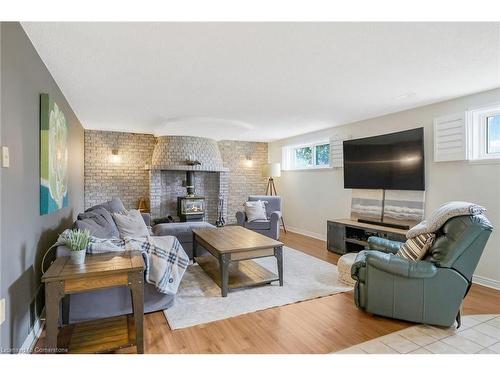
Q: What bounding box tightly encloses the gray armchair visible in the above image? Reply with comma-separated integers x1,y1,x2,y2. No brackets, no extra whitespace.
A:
236,195,282,240
351,214,493,327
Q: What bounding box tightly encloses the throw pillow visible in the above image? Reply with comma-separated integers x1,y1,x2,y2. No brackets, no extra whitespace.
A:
112,209,150,238
75,207,120,238
86,197,126,214
397,233,436,261
244,200,267,222
407,201,486,239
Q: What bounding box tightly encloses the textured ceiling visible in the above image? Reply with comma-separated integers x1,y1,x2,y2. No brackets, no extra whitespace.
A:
23,22,500,141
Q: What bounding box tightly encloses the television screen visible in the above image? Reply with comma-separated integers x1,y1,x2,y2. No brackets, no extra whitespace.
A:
343,128,425,190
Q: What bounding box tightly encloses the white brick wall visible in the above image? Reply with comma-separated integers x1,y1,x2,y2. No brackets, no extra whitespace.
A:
84,130,155,210
218,141,268,223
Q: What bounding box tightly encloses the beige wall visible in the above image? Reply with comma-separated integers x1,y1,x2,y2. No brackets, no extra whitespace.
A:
269,88,500,286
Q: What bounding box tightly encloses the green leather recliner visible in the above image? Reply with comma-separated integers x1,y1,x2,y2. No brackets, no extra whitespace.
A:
351,214,493,327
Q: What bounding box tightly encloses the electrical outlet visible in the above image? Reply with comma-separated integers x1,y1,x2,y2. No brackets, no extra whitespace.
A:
2,146,9,168
0,298,5,326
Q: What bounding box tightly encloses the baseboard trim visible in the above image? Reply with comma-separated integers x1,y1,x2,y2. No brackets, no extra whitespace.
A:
19,308,45,354
286,226,326,241
472,275,500,290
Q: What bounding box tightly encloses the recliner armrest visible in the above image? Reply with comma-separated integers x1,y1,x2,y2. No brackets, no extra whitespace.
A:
367,236,403,254
365,250,438,279
351,251,368,281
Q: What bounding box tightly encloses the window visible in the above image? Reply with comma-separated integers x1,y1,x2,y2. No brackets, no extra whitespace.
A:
315,143,330,165
295,146,313,167
468,104,500,161
282,141,330,170
487,115,500,154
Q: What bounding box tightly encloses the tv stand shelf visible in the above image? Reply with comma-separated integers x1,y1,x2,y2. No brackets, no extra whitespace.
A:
327,219,407,255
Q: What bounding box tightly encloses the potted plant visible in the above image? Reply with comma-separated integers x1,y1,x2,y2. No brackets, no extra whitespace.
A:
61,229,91,265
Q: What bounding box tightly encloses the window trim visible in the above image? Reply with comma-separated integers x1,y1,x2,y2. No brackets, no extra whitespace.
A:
467,103,500,161
282,140,331,170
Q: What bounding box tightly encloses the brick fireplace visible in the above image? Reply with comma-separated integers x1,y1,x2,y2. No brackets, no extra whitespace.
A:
149,136,229,223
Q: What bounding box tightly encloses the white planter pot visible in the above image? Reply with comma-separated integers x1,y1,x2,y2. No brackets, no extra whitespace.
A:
70,249,86,265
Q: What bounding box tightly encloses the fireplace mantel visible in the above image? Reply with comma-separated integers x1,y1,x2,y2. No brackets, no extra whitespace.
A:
149,165,229,172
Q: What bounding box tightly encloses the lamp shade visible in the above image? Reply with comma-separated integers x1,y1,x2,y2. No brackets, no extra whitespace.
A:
262,162,281,178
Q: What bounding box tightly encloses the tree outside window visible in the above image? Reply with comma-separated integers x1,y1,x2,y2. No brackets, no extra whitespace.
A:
290,142,330,169
295,146,313,167
315,144,330,165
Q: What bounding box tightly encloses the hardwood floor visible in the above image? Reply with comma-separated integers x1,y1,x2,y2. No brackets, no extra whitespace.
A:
35,230,500,354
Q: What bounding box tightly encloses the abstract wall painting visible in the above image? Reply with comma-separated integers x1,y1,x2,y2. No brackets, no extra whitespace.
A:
40,93,69,215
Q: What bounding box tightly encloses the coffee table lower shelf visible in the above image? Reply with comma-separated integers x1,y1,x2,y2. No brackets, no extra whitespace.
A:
57,315,136,353
195,255,279,291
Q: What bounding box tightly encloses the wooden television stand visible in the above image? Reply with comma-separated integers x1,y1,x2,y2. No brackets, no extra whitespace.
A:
327,219,408,255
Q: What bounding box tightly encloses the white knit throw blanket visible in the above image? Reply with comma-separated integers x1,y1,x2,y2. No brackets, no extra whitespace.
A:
407,201,486,239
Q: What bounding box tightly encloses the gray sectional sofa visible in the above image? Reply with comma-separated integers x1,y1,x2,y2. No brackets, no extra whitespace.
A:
56,198,213,324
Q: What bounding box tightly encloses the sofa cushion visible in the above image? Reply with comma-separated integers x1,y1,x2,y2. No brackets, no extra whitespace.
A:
86,197,126,214
245,219,271,230
153,222,215,243
112,209,150,238
74,208,120,238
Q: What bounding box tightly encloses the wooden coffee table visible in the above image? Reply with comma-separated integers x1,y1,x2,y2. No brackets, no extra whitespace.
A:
192,226,284,297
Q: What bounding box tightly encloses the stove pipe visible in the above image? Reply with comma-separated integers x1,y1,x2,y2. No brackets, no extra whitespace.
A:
186,171,195,196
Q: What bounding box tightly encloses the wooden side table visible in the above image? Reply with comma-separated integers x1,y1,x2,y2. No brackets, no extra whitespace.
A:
41,251,145,353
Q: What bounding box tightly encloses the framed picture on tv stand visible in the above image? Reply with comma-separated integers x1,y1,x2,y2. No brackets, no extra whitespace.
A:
350,189,425,230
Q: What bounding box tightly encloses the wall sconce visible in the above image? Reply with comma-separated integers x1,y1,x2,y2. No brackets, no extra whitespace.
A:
110,149,121,164
243,155,253,167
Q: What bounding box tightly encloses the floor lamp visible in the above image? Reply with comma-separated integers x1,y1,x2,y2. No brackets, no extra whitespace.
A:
262,163,286,233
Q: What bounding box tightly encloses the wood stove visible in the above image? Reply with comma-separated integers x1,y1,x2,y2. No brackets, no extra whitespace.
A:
177,170,205,222
177,196,205,222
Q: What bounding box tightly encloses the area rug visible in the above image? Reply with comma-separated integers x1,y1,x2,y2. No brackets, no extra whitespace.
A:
164,247,353,329
333,314,500,354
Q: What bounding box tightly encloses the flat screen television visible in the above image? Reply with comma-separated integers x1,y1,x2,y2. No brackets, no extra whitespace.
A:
343,127,425,190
